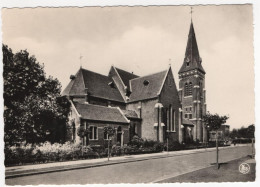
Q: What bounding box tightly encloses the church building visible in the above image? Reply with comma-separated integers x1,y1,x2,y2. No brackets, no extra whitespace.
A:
62,20,207,146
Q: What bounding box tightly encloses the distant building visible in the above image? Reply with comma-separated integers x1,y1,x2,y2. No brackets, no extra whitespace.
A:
209,124,230,141
62,20,208,146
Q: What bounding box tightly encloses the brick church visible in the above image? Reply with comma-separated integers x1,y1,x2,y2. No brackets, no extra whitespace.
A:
62,21,207,146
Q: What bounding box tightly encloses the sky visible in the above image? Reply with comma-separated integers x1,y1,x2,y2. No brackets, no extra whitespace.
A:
2,5,254,130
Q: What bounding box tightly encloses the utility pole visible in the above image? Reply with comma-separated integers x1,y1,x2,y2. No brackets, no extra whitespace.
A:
108,136,110,161
216,131,219,169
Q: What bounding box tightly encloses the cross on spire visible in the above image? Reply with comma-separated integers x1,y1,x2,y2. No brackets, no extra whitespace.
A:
79,54,83,68
190,7,193,22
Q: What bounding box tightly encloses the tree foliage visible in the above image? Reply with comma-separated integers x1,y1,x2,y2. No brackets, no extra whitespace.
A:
3,44,71,145
229,124,255,139
203,112,229,131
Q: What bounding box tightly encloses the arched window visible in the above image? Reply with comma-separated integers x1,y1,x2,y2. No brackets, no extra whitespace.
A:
189,82,193,95
169,105,172,131
184,82,192,96
184,83,189,96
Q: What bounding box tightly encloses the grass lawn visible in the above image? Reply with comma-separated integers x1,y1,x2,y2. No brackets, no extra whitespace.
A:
159,155,255,183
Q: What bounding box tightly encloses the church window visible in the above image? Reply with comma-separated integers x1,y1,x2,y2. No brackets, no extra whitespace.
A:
184,83,189,96
169,105,175,131
189,82,193,95
172,110,175,131
186,62,190,67
89,126,98,140
143,80,149,86
184,82,193,96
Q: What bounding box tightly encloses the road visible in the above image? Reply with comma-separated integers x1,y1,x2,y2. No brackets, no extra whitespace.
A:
6,145,251,185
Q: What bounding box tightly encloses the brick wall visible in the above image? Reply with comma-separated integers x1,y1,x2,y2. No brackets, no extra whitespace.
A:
127,98,159,141
160,69,181,143
84,122,130,146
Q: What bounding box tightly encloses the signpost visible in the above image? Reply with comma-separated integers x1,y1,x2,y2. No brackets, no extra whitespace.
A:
210,130,221,169
104,126,116,161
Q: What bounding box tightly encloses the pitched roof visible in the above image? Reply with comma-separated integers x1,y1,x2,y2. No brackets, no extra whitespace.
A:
73,102,129,123
114,67,139,89
62,68,124,102
128,69,168,102
179,22,205,74
121,109,140,119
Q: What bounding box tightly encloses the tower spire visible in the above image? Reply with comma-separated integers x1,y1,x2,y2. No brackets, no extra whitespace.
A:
178,17,205,74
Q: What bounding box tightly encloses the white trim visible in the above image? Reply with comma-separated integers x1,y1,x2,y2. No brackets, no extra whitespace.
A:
194,75,199,78
194,85,200,88
179,108,183,112
154,103,163,108
69,100,82,118
111,76,127,103
113,66,127,89
161,123,165,127
117,107,130,123
154,123,158,127
157,66,171,95
184,95,193,98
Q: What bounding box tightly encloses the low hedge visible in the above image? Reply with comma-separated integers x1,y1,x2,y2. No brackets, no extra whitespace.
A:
5,139,229,166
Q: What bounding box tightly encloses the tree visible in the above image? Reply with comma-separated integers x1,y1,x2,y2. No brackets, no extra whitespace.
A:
3,44,71,145
203,112,229,132
247,124,255,139
229,124,255,139
203,111,229,169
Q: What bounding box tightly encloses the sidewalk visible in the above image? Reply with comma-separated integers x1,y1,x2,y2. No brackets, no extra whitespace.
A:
5,144,248,179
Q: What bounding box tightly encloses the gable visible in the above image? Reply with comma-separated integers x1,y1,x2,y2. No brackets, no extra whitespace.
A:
160,67,180,105
128,70,168,102
62,68,124,102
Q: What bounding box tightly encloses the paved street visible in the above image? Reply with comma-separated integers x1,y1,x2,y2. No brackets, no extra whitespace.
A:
6,145,252,185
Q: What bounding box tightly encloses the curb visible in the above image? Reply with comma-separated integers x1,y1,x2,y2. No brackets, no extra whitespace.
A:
5,145,245,179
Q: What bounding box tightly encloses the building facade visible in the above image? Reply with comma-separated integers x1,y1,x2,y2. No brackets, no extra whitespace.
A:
62,20,207,146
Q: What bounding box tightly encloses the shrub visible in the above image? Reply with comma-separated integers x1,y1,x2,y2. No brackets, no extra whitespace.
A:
153,142,164,152
143,139,157,148
166,141,184,151
128,135,144,148
111,145,124,156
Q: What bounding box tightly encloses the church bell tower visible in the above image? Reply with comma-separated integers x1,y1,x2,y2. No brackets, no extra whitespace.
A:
178,20,207,142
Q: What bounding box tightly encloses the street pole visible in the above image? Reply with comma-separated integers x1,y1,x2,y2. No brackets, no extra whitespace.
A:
216,131,219,169
108,137,110,161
